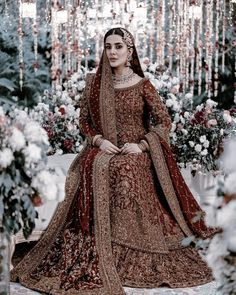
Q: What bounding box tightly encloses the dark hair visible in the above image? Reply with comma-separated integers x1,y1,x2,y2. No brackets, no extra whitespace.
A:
104,28,124,43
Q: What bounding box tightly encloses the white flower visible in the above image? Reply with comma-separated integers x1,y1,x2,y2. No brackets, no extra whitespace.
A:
152,79,164,90
181,129,188,135
24,122,48,145
223,113,232,123
184,111,190,119
196,104,204,111
174,113,180,122
200,135,207,143
55,149,63,155
148,63,158,73
201,149,208,156
165,99,173,107
189,141,195,147
172,101,180,112
195,144,202,152
0,148,14,168
227,235,236,253
55,85,62,91
77,80,85,91
171,77,179,85
185,93,193,100
161,74,169,81
24,144,42,163
33,168,65,201
8,127,26,151
203,140,210,148
66,105,75,116
206,99,218,108
171,123,176,132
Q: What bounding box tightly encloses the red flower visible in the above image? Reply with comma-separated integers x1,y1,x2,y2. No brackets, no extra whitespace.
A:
190,110,207,125
44,126,55,139
63,138,74,151
59,106,66,115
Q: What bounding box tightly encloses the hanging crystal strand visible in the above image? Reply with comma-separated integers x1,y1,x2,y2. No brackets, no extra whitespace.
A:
197,0,203,95
189,4,195,95
183,0,189,93
94,0,100,67
214,0,220,97
156,1,162,65
45,0,51,26
179,0,185,92
149,0,154,63
168,0,174,72
221,0,226,73
32,16,38,72
18,0,24,91
75,6,81,73
51,0,60,87
207,0,213,98
65,0,72,79
175,0,181,80
161,0,165,66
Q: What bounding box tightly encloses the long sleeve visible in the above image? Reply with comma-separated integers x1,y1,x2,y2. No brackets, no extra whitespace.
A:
143,79,172,143
79,76,100,145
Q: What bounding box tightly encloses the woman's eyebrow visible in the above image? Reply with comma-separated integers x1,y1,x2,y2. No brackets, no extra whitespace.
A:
105,42,123,45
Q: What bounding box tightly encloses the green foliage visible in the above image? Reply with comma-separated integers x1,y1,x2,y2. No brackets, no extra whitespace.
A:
0,3,51,107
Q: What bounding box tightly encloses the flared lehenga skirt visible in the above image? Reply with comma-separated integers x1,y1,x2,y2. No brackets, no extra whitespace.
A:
109,152,212,288
11,149,213,294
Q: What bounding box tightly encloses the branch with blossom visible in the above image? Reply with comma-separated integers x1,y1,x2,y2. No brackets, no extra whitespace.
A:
0,106,64,239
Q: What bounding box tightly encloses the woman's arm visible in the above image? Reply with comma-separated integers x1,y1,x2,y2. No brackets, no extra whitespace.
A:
143,79,172,144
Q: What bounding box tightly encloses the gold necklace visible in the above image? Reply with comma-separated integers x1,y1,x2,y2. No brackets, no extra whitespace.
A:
112,68,135,85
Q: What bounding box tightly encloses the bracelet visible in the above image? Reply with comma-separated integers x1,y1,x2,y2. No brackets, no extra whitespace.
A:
138,140,150,152
92,135,103,147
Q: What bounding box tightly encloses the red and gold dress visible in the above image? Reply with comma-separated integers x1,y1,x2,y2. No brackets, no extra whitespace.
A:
11,76,216,295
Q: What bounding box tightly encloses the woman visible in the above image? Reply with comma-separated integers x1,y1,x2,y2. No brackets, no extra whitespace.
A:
11,28,216,295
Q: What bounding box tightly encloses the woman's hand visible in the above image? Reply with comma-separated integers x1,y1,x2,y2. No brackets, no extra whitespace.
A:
120,143,142,154
99,139,121,154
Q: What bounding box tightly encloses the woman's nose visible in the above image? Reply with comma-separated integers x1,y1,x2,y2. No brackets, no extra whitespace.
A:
110,47,116,54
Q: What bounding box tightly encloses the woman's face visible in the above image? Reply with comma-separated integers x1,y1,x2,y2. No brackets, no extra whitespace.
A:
105,34,131,69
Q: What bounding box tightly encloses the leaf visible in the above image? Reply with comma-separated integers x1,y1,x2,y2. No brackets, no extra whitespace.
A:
0,78,16,91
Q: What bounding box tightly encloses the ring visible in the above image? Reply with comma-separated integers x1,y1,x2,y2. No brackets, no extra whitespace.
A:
124,143,129,147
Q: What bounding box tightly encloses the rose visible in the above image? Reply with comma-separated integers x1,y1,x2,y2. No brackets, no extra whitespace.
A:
63,138,74,151
59,106,66,115
206,119,217,128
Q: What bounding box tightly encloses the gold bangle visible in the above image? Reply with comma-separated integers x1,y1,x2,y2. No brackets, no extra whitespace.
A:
92,135,103,146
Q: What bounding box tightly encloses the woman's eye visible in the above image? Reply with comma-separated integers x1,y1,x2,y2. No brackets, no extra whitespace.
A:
116,45,123,49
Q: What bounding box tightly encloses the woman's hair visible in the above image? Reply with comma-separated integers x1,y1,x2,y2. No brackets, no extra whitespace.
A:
104,28,134,48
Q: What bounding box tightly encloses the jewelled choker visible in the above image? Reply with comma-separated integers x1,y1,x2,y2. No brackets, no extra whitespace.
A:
112,68,135,85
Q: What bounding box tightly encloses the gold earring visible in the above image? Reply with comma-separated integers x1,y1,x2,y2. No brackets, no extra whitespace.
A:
126,55,132,67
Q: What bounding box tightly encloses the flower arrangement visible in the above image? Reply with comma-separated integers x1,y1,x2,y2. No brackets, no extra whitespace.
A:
141,60,236,173
31,71,86,155
203,138,236,295
0,106,64,239
170,99,236,174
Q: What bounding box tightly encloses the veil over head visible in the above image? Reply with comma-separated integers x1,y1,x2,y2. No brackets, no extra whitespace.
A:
88,28,145,146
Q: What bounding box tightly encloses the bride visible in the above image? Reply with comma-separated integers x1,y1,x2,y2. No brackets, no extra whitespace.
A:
11,27,217,295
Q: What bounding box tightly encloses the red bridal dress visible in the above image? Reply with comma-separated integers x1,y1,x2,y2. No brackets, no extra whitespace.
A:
11,51,217,295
